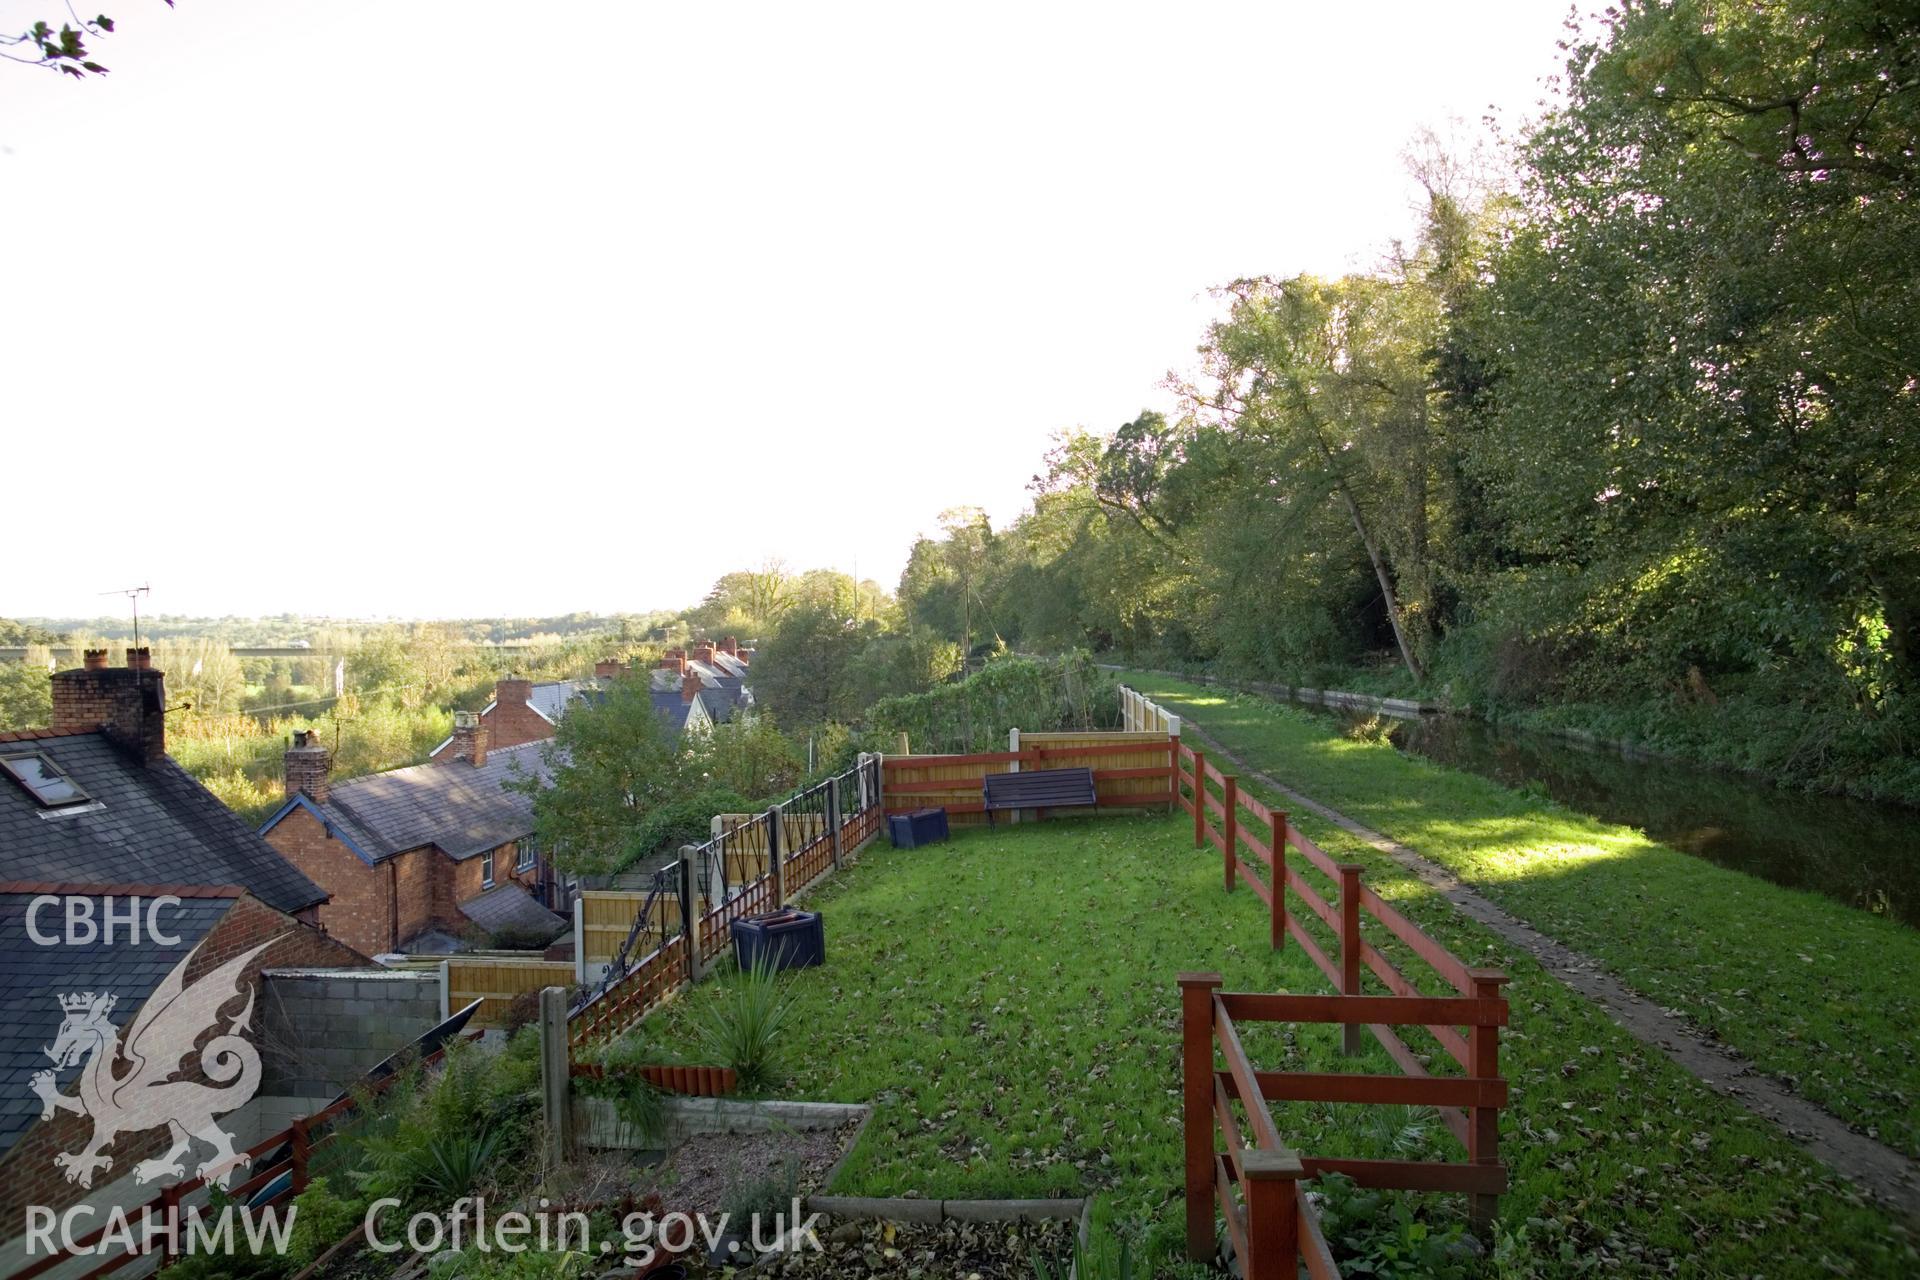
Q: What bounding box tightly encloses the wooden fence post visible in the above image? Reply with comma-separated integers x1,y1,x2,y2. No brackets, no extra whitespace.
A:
539,986,573,1166
827,775,844,871
1191,749,1207,848
1179,972,1224,1263
1339,864,1365,1055
1271,811,1289,952
678,849,706,985
1222,776,1239,893
768,805,786,907
1467,967,1510,1234
1241,1149,1304,1280
158,1184,181,1267
290,1115,310,1194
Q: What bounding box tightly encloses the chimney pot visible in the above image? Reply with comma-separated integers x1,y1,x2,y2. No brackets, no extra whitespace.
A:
450,710,488,766
82,649,108,670
285,729,332,803
126,647,151,671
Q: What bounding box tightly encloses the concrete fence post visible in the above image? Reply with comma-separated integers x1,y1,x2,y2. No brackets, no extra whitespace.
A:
538,986,573,1167
1008,727,1021,824
678,848,706,985
828,775,844,871
572,897,585,985
768,805,786,906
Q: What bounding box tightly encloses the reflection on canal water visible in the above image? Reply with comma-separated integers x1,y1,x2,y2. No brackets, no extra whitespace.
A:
1314,706,1920,928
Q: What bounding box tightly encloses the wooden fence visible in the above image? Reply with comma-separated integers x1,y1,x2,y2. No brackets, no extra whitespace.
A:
1120,684,1182,734
578,888,683,975
1174,740,1510,1274
882,732,1178,826
568,755,884,1052
442,957,578,1028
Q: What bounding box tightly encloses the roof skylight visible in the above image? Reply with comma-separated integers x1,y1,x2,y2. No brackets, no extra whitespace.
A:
1,753,92,808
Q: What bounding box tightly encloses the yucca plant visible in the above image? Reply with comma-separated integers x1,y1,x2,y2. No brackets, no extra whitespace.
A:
698,953,794,1092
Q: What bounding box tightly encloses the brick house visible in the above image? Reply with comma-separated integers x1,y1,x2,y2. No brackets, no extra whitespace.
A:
0,651,387,1252
0,883,372,1242
426,665,622,761
0,650,333,923
430,644,755,759
648,639,754,738
259,724,568,957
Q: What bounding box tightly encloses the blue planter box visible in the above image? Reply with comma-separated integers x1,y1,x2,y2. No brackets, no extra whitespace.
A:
889,807,950,849
731,908,825,972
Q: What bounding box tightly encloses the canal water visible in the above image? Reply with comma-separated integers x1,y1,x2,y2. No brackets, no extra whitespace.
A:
1307,705,1920,928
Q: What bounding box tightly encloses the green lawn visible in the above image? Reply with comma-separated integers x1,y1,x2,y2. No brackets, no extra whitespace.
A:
653,816,1916,1277
1125,673,1920,1164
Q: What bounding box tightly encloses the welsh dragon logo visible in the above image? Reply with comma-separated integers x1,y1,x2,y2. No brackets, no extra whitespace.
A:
30,938,276,1190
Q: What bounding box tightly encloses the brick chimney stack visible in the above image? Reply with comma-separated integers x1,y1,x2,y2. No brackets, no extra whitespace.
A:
681,669,704,703
720,636,738,656
51,650,167,764
693,642,716,666
450,710,489,766
496,677,533,709
594,658,622,680
737,647,755,665
284,728,331,803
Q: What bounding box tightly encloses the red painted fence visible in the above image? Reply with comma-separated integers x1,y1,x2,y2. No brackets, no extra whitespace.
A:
1174,741,1509,1276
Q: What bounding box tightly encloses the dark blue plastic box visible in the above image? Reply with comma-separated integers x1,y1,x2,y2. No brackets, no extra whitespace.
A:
889,807,950,849
731,908,826,972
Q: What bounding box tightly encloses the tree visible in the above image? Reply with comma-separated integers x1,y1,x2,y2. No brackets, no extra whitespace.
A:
512,679,696,878
3,3,164,78
0,655,53,731
747,602,878,729
692,713,802,799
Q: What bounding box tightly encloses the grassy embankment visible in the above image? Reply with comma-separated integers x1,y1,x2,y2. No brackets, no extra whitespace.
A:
652,815,1916,1277
1125,673,1920,1162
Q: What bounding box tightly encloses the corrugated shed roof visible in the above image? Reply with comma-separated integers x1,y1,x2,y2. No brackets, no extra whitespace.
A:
310,741,550,861
0,891,232,1156
0,731,327,915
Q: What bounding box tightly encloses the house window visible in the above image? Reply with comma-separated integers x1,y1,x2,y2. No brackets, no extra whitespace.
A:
482,851,496,889
1,754,90,808
516,838,536,873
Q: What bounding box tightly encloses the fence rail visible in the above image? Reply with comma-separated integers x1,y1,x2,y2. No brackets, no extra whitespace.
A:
882,737,1177,821
568,755,883,1052
1174,739,1509,1274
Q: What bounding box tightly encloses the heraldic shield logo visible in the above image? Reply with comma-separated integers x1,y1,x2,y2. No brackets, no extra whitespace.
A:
30,937,275,1190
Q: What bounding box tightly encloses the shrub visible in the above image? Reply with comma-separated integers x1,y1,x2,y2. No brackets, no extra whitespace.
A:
697,954,794,1093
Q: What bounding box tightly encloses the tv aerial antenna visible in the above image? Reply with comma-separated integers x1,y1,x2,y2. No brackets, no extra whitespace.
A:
100,584,151,650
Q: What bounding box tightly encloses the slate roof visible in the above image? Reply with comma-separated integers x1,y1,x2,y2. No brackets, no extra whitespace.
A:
0,888,235,1156
0,730,328,915
459,883,566,939
529,680,596,722
278,741,550,863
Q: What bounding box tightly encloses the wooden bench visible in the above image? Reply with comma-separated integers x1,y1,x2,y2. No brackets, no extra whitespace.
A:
982,766,1098,825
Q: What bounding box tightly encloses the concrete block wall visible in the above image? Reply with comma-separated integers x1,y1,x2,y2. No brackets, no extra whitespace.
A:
258,967,441,1097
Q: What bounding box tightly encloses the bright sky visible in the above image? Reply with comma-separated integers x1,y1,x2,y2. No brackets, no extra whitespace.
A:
1,1,1569,622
